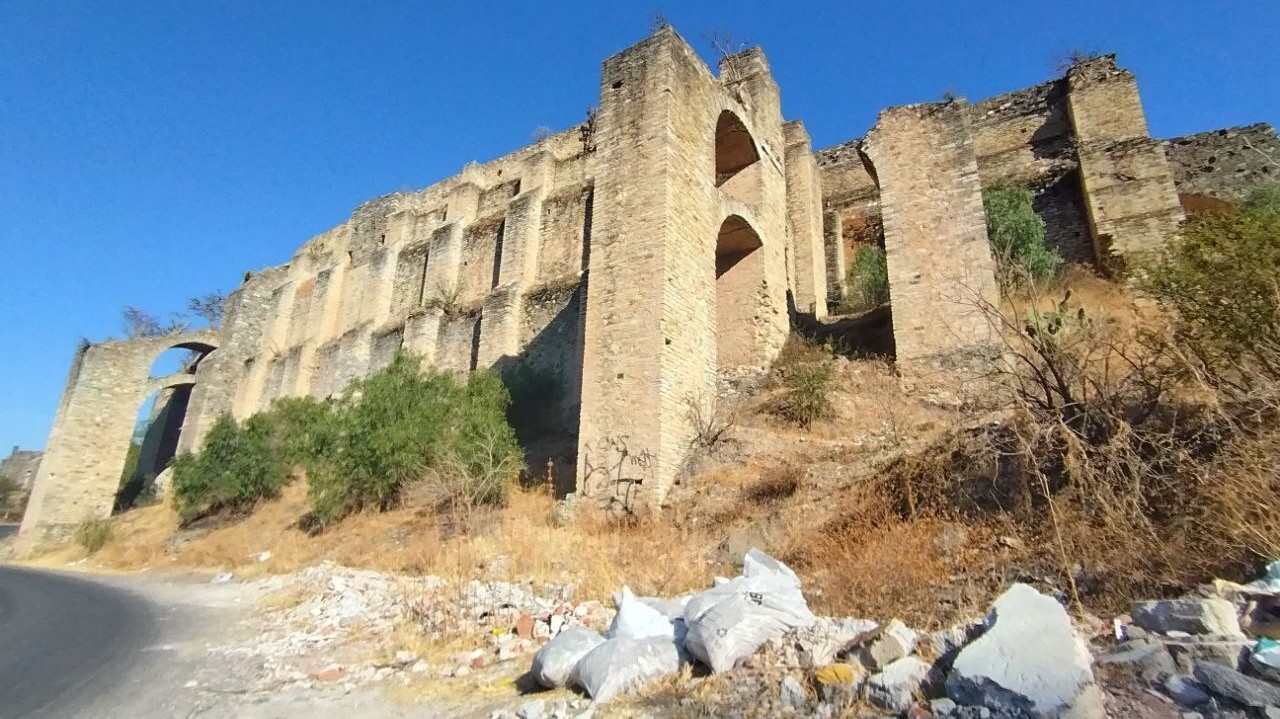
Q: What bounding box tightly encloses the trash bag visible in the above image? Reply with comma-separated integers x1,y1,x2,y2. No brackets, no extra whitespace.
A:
638,594,690,621
1251,638,1280,682
530,627,606,689
568,635,683,702
683,548,816,673
607,586,677,641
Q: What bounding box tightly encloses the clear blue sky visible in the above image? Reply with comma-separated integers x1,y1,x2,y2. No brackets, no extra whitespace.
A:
1,1,1276,451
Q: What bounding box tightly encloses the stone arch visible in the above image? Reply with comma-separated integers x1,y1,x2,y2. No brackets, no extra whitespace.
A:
118,338,219,511
715,110,760,183
715,214,766,370
715,110,765,205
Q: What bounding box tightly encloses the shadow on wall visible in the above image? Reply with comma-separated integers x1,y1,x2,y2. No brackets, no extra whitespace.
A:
793,304,896,360
492,284,586,499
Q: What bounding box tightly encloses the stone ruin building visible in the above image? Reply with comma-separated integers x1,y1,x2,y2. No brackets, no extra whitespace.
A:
15,27,1280,553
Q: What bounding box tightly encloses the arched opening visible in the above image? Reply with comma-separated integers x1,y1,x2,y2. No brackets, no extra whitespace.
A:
114,342,215,510
809,148,895,359
715,215,765,371
716,107,752,195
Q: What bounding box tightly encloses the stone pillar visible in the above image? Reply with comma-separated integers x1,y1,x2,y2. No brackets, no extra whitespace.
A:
1067,56,1184,273
783,121,829,317
863,102,1000,371
823,209,847,306
576,28,789,508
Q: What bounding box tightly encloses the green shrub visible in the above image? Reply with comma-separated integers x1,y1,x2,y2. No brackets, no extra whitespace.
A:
1145,185,1280,390
171,413,287,523
171,352,524,528
983,180,1061,286
842,246,889,313
1243,182,1280,216
776,359,836,428
75,517,114,554
307,353,523,525
268,395,339,471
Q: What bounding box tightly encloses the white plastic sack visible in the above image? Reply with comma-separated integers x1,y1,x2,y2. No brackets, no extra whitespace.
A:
683,548,816,673
607,586,677,640
568,635,683,702
530,627,606,689
638,594,690,621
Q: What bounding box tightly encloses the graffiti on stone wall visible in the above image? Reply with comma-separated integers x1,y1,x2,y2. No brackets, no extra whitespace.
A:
580,434,657,516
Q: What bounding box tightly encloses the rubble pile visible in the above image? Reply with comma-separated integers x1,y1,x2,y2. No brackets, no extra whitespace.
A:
214,561,610,692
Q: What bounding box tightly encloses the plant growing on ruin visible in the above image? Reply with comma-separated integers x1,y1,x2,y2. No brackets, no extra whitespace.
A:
983,180,1061,287
841,245,890,314
121,307,190,338
187,291,226,329
1053,49,1103,75
75,517,114,554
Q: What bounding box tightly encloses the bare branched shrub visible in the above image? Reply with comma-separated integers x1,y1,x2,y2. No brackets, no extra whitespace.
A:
1053,48,1103,75
420,424,524,530
685,392,735,450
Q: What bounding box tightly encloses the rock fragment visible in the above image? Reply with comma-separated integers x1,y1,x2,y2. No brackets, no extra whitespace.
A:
947,583,1100,718
1131,599,1244,638
867,656,931,712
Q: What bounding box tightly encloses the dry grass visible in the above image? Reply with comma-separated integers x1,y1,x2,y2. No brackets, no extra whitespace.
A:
83,480,721,605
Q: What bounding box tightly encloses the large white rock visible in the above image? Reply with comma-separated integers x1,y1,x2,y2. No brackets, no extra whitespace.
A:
1131,598,1244,638
947,584,1101,719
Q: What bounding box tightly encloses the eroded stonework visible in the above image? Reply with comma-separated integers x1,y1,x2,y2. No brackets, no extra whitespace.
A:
17,32,1278,552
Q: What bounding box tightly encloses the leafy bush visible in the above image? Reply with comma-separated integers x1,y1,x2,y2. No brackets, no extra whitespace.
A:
75,517,114,554
841,246,889,313
171,413,288,523
776,359,836,428
983,180,1061,286
1243,181,1280,216
1145,184,1280,393
173,352,524,528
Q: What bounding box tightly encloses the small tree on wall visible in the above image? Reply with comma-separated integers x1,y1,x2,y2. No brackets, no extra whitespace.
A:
983,180,1061,288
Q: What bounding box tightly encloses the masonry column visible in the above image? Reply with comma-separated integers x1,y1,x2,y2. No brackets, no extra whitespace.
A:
783,121,828,318
863,102,1000,372
576,28,724,508
1067,55,1184,272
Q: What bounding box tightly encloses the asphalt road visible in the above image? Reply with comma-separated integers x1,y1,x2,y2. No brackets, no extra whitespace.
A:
0,565,155,719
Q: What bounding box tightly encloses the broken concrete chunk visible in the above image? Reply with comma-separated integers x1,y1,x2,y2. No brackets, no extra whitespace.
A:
1131,598,1244,638
857,618,919,672
1193,661,1280,709
947,583,1099,719
867,656,932,713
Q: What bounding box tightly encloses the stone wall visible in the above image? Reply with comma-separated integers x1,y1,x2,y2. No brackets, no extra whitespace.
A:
20,30,1276,545
16,329,218,553
577,31,791,509
862,102,999,371
1163,123,1280,206
0,447,41,492
1066,56,1185,272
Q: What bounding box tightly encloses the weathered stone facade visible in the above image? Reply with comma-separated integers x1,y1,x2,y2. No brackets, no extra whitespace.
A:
17,30,1278,551
0,447,41,493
